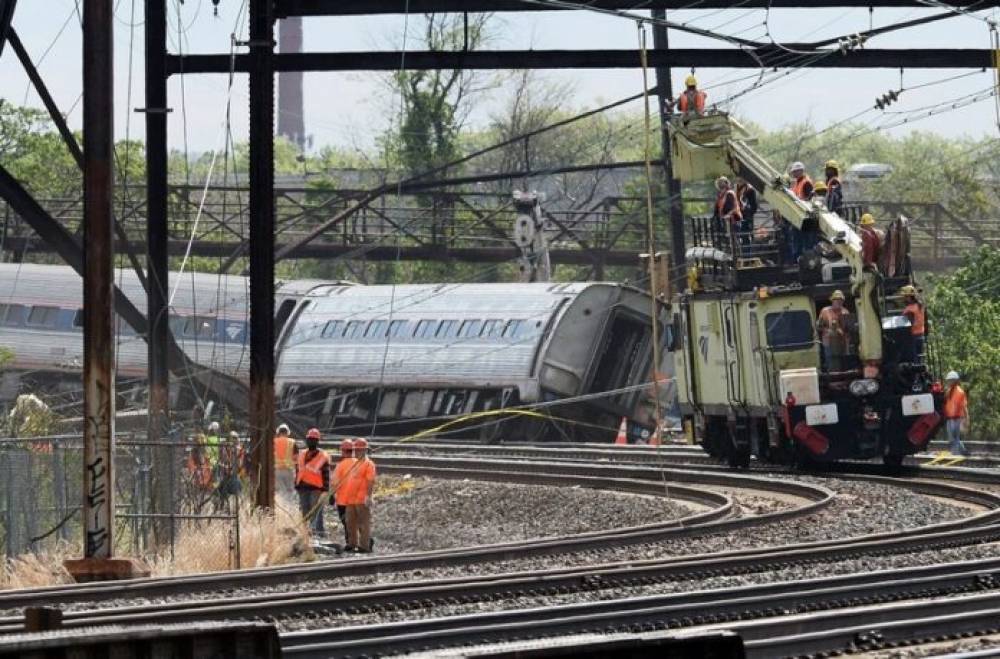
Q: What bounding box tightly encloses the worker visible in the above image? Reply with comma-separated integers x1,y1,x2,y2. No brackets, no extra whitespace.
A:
273,423,297,495
943,371,970,456
295,428,331,540
899,284,926,363
788,162,814,201
824,160,844,214
204,421,221,466
812,180,828,203
186,435,214,492
343,437,377,553
735,177,758,244
676,74,707,117
859,213,882,268
713,176,743,241
329,439,357,546
215,430,243,509
816,290,853,372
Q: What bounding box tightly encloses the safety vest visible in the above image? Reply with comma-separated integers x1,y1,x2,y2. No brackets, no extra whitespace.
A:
716,189,742,222
904,302,925,336
678,89,706,115
186,454,213,489
943,385,967,419
295,449,330,489
274,435,296,471
792,175,814,200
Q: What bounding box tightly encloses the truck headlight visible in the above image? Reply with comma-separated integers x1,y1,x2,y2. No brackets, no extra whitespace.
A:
849,379,879,397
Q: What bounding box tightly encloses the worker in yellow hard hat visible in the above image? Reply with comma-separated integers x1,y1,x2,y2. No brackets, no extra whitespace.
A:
823,160,844,214
859,212,882,268
677,74,706,117
816,290,853,372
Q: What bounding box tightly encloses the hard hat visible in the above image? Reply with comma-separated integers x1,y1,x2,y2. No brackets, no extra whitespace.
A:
207,421,220,433
685,74,698,87
229,430,239,439
825,159,840,170
860,213,875,226
788,161,805,174
830,290,846,301
353,437,369,449
306,427,321,440
276,423,290,435
813,181,828,193
899,284,917,297
340,439,354,452
715,176,730,189
945,370,960,381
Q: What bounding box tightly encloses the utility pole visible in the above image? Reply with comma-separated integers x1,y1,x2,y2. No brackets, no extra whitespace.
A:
144,0,173,547
248,0,277,509
65,0,146,582
651,10,686,280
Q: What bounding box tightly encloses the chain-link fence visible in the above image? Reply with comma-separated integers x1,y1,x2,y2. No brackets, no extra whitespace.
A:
0,432,253,572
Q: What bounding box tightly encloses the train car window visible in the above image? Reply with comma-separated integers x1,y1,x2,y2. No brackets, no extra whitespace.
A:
322,320,343,339
26,306,60,328
482,319,503,338
73,309,84,330
344,320,364,339
459,320,482,338
764,310,814,352
387,320,408,338
436,320,456,338
4,304,26,327
0,305,6,324
365,320,386,338
183,317,215,340
502,319,522,339
414,319,436,338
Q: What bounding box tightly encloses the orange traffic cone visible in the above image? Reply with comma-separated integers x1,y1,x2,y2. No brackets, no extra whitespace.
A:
614,417,628,445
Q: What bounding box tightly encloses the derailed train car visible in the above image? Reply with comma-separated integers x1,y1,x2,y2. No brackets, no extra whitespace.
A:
274,281,674,441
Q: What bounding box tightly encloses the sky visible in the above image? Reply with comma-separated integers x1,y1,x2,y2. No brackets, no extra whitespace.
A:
2,1,999,159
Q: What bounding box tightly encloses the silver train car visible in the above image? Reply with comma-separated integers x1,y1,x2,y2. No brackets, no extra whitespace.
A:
0,263,250,407
274,282,673,441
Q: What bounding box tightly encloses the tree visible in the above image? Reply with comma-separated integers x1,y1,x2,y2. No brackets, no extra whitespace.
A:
926,246,1000,440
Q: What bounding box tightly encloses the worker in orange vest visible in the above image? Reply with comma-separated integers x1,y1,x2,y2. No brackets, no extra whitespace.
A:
676,74,707,117
329,439,357,546
273,423,297,495
824,160,844,215
295,428,331,539
899,284,926,363
343,437,377,553
943,371,970,456
186,435,214,492
788,162,814,200
713,176,742,240
816,290,853,372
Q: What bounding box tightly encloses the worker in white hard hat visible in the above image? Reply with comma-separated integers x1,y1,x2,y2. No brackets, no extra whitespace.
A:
203,421,222,467
676,74,707,117
942,371,970,456
273,423,297,494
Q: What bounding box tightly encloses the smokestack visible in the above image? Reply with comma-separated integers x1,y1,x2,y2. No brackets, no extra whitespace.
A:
278,17,305,149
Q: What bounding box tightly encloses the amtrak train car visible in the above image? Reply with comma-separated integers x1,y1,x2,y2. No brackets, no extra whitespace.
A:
274,282,674,441
0,263,250,406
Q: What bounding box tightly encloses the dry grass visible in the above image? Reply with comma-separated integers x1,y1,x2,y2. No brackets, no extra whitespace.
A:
0,494,315,589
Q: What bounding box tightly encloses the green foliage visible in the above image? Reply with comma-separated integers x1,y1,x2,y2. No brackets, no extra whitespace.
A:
927,247,1000,439
0,99,80,198
0,346,12,369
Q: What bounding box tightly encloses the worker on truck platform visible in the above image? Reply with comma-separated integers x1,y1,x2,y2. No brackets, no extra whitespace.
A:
713,176,743,239
735,177,758,244
330,439,357,547
295,427,331,540
860,213,882,269
343,437,377,553
899,285,926,363
273,423,297,495
788,162,819,255
824,160,844,215
943,371,970,457
676,74,707,117
816,290,854,372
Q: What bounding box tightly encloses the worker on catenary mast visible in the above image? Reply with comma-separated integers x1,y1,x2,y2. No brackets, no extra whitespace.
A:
676,74,707,117
859,213,882,269
343,437,377,553
899,285,926,363
273,423,297,495
713,176,742,238
943,371,970,457
816,290,853,372
824,160,844,215
330,439,356,547
295,428,331,540
735,177,758,245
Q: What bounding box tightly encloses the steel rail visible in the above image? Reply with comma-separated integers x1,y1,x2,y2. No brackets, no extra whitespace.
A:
278,560,1000,657
0,463,827,610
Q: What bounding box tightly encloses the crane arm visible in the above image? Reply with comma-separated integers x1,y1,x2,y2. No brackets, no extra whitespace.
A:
668,113,882,364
